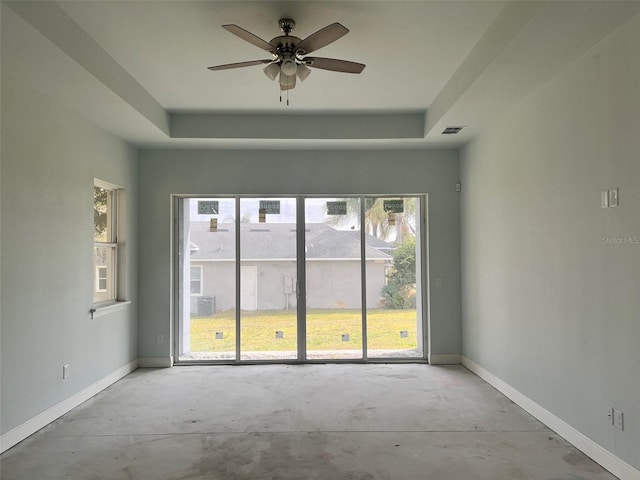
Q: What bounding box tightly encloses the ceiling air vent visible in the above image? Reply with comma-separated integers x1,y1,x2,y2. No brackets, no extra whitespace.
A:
442,126,464,135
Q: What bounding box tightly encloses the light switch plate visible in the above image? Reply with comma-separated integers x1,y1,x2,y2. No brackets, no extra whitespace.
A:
609,188,619,207
601,191,609,208
613,409,624,430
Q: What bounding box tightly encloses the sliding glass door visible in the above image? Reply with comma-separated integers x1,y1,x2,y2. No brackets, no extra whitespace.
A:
365,197,423,359
239,198,298,361
305,198,363,360
175,195,425,363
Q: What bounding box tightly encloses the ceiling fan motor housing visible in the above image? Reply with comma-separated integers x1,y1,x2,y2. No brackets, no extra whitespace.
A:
269,35,301,55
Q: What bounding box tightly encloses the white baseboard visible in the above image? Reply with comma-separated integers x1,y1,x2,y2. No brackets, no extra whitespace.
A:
138,356,173,368
428,354,461,365
461,356,640,480
0,359,138,454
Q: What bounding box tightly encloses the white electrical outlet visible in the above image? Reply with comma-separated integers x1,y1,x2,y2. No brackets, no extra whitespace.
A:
63,364,70,379
613,409,624,430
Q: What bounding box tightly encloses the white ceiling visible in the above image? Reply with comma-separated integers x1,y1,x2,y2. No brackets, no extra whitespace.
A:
56,1,505,113
3,1,640,149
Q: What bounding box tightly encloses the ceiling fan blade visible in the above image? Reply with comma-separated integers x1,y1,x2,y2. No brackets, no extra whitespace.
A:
208,59,272,71
222,24,277,54
279,72,296,91
294,22,349,55
304,57,366,74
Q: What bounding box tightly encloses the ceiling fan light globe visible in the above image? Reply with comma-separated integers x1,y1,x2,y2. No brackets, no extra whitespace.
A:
263,63,280,81
280,58,297,76
296,64,311,81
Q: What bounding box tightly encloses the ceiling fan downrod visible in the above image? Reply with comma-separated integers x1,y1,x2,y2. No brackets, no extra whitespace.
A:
278,18,295,35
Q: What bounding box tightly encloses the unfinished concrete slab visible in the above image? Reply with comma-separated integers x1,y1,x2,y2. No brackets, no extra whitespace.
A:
1,364,616,480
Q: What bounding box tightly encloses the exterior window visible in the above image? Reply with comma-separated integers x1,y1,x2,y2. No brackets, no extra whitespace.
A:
93,182,118,304
190,266,203,295
96,266,108,292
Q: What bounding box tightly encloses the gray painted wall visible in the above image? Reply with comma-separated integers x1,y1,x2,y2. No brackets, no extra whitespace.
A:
0,76,138,436
460,13,639,470
138,150,461,360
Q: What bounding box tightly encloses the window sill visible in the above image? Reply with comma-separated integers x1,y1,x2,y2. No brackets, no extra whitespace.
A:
91,300,131,318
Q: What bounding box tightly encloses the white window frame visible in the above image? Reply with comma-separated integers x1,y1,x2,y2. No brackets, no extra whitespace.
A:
93,179,120,306
95,266,108,292
190,265,203,296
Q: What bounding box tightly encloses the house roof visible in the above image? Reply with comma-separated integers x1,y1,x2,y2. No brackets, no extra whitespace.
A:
341,230,395,252
190,223,391,261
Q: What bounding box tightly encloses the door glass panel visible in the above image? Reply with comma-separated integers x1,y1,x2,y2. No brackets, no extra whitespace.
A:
305,198,363,360
176,195,425,363
178,198,236,361
239,198,298,361
366,197,423,358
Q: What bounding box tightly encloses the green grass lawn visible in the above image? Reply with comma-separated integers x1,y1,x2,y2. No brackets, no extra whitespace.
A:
190,309,418,353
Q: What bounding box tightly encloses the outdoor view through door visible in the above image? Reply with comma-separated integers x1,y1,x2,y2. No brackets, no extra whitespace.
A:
176,196,425,362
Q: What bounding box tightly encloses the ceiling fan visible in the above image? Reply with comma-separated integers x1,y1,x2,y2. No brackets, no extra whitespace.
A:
207,18,366,94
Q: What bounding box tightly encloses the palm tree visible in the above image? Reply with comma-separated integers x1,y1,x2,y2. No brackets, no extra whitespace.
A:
324,197,416,243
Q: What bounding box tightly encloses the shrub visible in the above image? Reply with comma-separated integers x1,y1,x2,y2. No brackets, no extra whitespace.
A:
381,236,416,309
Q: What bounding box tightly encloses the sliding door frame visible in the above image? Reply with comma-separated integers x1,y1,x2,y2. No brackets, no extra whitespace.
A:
172,194,429,365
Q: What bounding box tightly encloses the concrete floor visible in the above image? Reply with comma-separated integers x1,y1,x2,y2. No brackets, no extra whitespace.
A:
1,364,616,480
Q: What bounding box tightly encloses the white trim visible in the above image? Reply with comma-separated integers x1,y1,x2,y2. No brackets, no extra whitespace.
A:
461,356,640,480
0,359,137,454
91,300,131,318
138,356,173,368
94,178,121,190
428,353,461,364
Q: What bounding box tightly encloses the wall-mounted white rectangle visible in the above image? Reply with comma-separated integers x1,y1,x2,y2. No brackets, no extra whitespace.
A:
608,188,619,207
601,191,609,208
613,409,624,430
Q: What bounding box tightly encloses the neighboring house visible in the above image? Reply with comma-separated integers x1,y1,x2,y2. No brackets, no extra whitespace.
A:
189,222,392,314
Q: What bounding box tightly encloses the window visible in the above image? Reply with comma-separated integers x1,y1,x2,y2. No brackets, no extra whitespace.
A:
96,266,108,292
190,266,203,295
93,181,119,304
